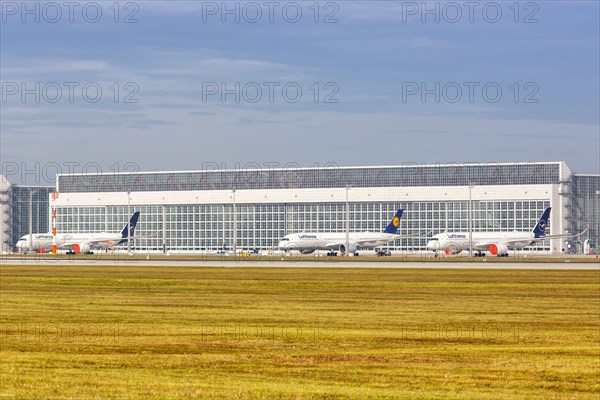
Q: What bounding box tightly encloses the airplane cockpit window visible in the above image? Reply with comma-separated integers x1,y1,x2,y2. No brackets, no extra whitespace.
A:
280,238,290,242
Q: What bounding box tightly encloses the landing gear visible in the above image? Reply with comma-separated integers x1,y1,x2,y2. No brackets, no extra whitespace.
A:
376,249,391,257
326,251,339,257
354,252,359,257
474,251,486,257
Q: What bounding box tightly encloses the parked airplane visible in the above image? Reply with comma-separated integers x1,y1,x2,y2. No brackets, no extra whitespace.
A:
278,209,411,256
16,212,141,254
426,207,585,257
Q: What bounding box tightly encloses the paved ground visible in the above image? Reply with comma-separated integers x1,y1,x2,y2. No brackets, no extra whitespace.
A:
2,258,599,270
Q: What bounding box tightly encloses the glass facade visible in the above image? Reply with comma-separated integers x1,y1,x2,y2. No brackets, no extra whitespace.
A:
571,175,600,253
58,163,562,193
56,200,551,253
10,186,54,247
0,179,10,253
10,163,594,254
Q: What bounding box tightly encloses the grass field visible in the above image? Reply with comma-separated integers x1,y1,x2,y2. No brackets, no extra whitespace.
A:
1,265,599,399
3,252,600,263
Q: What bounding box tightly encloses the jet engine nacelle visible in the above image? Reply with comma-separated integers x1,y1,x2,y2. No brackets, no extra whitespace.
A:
443,248,462,255
72,243,91,254
489,243,508,256
338,244,357,255
301,249,315,255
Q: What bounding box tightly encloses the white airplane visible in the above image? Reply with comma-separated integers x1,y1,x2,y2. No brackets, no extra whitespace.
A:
426,207,585,257
16,212,141,254
278,209,412,256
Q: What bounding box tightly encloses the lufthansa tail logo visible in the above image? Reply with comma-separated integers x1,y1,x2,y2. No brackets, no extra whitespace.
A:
392,216,400,228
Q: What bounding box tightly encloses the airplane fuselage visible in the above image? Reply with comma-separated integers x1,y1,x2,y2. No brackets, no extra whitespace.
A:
426,231,537,254
278,232,397,253
15,211,140,254
16,232,124,252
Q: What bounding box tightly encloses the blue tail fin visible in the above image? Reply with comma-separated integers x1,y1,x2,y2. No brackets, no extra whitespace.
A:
384,209,403,234
532,207,551,238
119,211,140,244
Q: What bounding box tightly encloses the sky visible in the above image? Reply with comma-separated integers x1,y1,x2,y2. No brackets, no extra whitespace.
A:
1,0,599,186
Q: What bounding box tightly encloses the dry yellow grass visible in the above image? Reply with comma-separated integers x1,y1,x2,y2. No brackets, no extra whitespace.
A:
1,265,599,399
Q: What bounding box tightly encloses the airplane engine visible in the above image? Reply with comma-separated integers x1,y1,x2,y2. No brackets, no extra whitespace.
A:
72,243,92,254
338,244,357,255
443,247,462,255
301,249,315,255
489,243,508,256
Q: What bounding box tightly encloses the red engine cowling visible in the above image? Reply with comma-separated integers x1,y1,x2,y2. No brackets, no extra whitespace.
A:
489,243,508,256
444,248,462,255
72,243,91,254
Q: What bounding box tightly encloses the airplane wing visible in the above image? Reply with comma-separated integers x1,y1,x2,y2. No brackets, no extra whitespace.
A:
354,239,381,246
474,230,587,250
122,232,160,240
323,239,391,248
394,230,432,239
324,230,438,249
474,238,530,249
354,231,428,246
60,239,115,251
534,229,587,241
62,235,157,252
471,241,502,250
325,240,376,250
62,240,111,248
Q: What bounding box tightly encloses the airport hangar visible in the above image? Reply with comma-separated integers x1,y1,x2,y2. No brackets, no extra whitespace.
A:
45,161,599,255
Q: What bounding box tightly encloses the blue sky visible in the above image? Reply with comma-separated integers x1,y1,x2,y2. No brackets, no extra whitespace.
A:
1,1,598,184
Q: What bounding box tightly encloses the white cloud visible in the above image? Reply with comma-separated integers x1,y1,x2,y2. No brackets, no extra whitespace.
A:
1,59,113,75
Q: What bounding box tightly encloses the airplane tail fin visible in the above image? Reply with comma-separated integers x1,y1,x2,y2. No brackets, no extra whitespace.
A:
119,211,140,243
384,209,403,234
532,207,551,238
